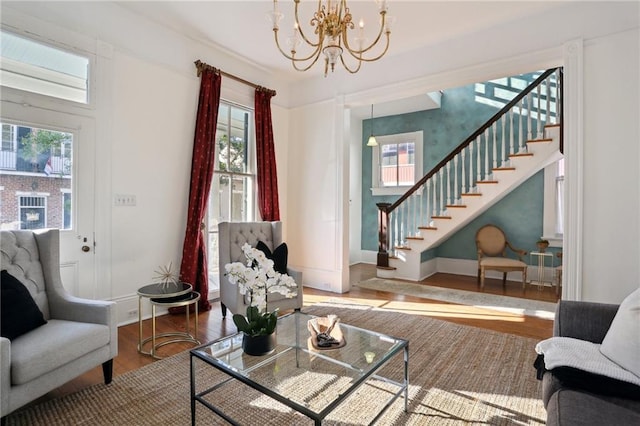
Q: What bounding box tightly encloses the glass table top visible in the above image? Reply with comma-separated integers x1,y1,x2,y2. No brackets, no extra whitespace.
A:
191,311,408,416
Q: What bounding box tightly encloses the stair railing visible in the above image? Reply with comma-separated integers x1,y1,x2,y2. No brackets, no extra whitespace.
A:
376,67,563,268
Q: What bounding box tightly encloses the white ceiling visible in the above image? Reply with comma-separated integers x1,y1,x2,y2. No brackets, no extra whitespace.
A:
117,1,562,82
4,1,637,114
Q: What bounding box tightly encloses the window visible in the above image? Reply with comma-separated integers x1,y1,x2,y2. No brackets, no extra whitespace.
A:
2,124,16,151
0,30,89,104
0,123,73,230
542,158,564,246
207,101,256,294
19,195,46,229
371,131,423,196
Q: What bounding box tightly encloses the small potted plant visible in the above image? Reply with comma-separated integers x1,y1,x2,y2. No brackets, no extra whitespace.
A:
536,238,550,252
225,243,298,355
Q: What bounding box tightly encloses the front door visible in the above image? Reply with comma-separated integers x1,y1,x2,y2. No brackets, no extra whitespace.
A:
0,101,96,298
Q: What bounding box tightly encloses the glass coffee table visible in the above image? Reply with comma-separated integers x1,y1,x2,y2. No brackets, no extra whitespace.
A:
190,312,408,425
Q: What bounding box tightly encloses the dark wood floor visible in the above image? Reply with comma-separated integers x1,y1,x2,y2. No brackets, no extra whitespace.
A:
38,264,556,401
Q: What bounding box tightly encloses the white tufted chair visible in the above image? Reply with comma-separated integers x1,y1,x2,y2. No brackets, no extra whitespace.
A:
0,229,117,420
218,221,303,318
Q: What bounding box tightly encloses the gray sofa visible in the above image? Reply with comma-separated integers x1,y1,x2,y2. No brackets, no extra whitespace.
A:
540,300,640,425
1,229,117,419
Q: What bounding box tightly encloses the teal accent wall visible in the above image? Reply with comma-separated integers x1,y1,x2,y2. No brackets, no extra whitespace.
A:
362,72,550,265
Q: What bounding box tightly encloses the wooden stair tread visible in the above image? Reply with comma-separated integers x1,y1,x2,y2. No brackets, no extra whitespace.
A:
527,138,553,143
446,204,467,208
510,152,534,158
477,180,499,184
493,167,516,171
545,123,561,128
418,226,437,230
431,215,452,220
406,236,424,240
461,193,482,197
395,246,412,251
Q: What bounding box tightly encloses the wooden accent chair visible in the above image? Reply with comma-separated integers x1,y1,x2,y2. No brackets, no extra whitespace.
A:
475,224,528,290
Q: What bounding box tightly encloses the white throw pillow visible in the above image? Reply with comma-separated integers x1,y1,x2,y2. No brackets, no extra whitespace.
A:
600,288,640,377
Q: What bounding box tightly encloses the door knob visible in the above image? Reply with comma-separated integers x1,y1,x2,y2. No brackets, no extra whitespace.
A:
82,245,91,252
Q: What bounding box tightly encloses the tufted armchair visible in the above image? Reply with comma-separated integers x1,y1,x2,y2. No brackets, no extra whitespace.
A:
0,229,117,419
218,221,303,318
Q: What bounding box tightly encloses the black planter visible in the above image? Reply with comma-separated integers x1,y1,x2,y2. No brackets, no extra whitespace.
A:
242,331,277,356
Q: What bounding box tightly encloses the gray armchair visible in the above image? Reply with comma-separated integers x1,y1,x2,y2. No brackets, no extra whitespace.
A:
0,229,117,419
218,221,303,318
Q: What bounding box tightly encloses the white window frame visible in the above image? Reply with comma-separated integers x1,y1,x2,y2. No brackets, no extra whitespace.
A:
542,158,564,247
17,192,48,230
0,29,95,110
370,131,423,196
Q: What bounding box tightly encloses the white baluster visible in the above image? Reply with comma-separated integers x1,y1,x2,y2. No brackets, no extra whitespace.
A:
556,69,561,124
476,138,482,184
492,122,498,169
453,154,459,204
393,210,398,248
400,203,405,246
412,193,417,237
484,129,490,180
545,75,551,126
461,148,467,194
446,161,452,206
469,142,475,192
536,83,543,138
509,109,515,156
439,168,445,215
527,93,533,140
518,99,524,153
419,185,424,229
501,116,507,167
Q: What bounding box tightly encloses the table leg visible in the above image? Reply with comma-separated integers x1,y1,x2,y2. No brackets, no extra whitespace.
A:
190,354,196,426
151,304,157,358
404,344,409,412
138,295,143,353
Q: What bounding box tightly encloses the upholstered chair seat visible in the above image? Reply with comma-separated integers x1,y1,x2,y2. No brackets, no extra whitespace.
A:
475,224,528,290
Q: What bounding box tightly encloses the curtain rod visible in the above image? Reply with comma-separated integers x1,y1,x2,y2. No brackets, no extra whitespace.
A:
194,60,276,97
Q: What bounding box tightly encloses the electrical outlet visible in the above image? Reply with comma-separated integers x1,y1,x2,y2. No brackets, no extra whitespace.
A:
127,309,138,317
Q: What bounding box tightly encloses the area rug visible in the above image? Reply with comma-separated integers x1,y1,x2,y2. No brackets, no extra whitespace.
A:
6,303,547,425
357,277,556,320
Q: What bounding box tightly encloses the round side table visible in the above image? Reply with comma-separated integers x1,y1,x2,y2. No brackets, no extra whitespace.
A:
137,282,201,359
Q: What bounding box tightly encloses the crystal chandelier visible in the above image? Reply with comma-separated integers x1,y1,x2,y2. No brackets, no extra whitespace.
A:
268,0,392,77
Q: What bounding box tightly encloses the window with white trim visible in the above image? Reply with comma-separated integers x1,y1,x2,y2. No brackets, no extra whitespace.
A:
542,158,564,246
371,131,423,196
19,195,46,230
0,30,90,104
206,101,256,295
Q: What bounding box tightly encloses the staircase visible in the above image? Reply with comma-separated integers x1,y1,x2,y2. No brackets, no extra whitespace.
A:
375,68,563,281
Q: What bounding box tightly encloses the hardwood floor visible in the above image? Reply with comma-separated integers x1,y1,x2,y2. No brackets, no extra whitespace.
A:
39,264,555,401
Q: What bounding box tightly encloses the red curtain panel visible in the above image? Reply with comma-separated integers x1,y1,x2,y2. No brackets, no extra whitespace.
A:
178,67,221,311
255,88,280,221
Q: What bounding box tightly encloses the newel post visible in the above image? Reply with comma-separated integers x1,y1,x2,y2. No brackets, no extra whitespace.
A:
376,202,391,267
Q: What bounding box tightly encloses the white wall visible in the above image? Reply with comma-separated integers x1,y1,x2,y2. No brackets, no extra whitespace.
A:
287,100,349,292
581,28,640,303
